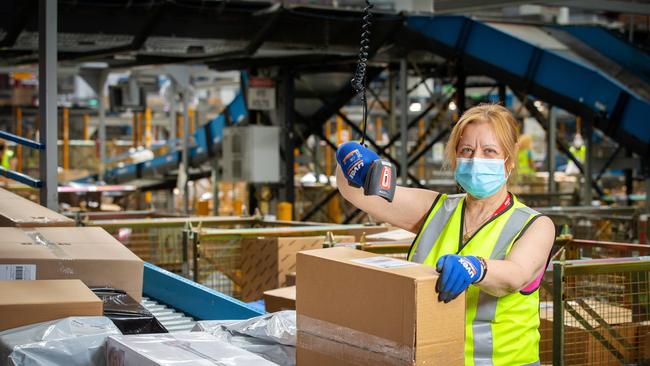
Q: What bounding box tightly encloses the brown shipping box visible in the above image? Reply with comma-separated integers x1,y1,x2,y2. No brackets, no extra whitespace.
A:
0,279,103,331
296,247,465,366
264,285,296,313
0,188,74,227
239,235,354,302
0,227,144,301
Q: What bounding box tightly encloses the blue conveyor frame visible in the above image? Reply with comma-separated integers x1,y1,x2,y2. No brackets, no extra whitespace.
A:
143,262,264,321
75,91,247,184
404,16,650,158
558,25,650,86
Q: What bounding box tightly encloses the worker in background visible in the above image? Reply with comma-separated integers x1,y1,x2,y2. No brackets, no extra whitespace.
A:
0,140,15,171
565,132,585,175
336,104,554,365
517,134,535,176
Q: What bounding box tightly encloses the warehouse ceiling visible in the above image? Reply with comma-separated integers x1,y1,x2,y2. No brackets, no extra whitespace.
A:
0,0,409,72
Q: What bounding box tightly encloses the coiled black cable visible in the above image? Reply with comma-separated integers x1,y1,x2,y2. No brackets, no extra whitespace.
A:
351,0,373,145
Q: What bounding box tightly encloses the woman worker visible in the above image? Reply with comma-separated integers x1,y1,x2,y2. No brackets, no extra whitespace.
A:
336,103,554,366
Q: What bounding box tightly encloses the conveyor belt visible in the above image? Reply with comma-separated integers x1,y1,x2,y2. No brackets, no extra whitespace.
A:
404,16,650,157
141,296,196,333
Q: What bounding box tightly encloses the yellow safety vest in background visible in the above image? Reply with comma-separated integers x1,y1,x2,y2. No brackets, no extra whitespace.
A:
570,145,586,163
408,193,541,366
1,149,14,170
518,149,534,175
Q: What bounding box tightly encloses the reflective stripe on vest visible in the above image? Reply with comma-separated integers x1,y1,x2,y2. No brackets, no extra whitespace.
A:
409,195,463,263
472,207,538,366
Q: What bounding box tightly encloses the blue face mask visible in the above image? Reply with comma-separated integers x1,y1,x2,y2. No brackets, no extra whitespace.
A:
455,157,508,199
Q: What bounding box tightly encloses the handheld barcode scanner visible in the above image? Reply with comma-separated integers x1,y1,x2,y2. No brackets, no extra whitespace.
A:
348,0,396,202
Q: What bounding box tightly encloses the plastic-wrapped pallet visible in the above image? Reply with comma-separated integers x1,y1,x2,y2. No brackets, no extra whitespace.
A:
106,332,278,366
192,310,296,366
0,316,121,366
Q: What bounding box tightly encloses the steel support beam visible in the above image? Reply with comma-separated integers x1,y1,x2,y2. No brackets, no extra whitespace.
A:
548,106,557,193
98,71,108,181
182,90,190,215
583,118,594,204
400,59,409,185
169,79,177,146
278,69,295,215
498,83,507,105
38,0,58,210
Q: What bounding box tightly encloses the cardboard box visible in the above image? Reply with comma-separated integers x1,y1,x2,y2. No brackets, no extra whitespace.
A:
641,330,650,363
264,286,296,313
286,272,296,286
0,188,74,227
341,225,390,241
0,279,102,331
239,235,354,301
365,228,416,242
106,332,277,366
296,247,465,366
0,227,144,301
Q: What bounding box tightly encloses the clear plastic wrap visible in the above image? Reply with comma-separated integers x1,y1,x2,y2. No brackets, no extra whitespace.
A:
106,332,278,366
192,310,296,366
0,316,121,366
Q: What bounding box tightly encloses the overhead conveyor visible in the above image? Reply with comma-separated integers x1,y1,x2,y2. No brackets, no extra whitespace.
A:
557,25,650,86
402,15,650,159
75,91,247,185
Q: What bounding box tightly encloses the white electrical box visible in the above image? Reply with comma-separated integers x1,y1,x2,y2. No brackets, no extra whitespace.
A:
222,126,281,183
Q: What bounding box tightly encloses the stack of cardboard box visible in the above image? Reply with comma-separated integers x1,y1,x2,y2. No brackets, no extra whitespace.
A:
0,188,143,333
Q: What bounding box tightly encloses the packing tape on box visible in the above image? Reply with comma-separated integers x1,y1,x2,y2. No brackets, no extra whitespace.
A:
298,330,413,366
24,230,75,276
297,314,414,363
25,216,60,224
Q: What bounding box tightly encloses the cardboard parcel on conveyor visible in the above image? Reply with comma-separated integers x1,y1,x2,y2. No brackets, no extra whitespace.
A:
0,227,143,301
296,247,465,366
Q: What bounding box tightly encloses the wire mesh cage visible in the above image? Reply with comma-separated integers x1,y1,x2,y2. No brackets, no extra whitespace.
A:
540,258,650,365
186,224,389,300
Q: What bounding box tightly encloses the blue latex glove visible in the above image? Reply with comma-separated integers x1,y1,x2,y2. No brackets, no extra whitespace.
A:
435,254,483,303
336,141,380,187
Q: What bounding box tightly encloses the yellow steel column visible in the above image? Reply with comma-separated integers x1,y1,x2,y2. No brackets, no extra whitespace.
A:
336,115,343,145
82,113,89,140
137,112,143,146
15,107,22,172
63,107,69,171
418,118,425,180
145,107,152,149
176,112,183,139
189,107,195,135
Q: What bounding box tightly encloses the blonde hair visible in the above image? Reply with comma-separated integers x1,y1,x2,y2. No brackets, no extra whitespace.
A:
445,103,520,176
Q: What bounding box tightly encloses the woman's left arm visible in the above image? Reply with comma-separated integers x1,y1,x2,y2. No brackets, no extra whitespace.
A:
477,216,555,297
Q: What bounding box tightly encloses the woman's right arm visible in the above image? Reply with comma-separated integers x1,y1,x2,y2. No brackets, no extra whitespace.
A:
336,165,439,233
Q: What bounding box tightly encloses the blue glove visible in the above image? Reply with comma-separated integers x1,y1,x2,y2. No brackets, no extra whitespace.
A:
435,254,484,303
336,141,380,187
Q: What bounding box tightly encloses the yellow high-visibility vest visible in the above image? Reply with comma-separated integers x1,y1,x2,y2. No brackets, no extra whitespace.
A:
408,193,542,366
1,149,13,170
518,149,534,175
